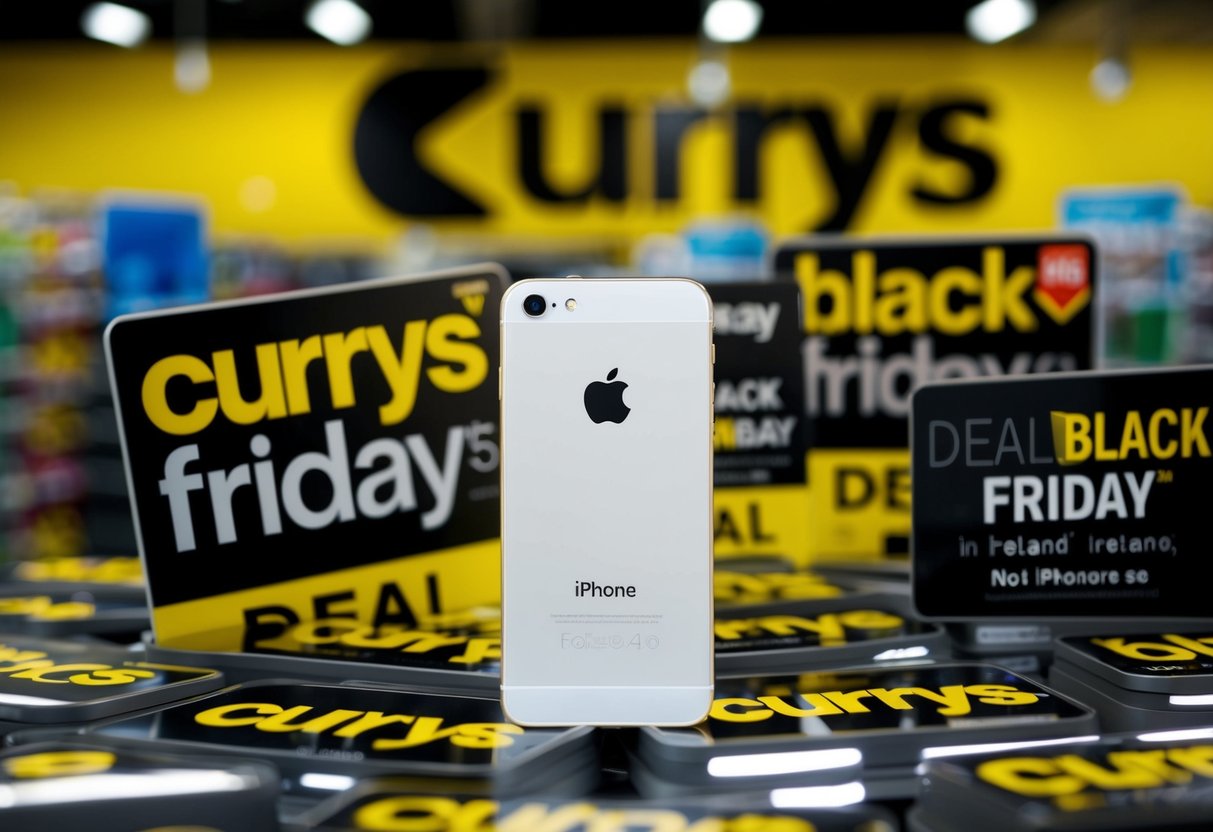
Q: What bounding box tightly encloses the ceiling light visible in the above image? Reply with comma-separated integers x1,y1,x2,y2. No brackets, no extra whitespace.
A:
688,60,731,107
703,0,763,44
306,0,372,46
1090,57,1131,102
175,40,211,94
81,3,151,48
966,0,1036,44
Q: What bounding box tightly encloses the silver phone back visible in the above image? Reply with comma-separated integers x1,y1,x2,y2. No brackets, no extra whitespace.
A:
500,278,714,725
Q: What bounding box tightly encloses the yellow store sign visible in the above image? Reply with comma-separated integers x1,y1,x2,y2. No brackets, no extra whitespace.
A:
1,42,1211,242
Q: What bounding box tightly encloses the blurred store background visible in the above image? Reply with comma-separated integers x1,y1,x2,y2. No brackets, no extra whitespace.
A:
1,0,1211,564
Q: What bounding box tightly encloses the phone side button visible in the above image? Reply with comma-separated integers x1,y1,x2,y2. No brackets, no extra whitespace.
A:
498,366,503,400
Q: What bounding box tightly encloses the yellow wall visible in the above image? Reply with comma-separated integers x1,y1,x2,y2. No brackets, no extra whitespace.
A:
1,41,1210,244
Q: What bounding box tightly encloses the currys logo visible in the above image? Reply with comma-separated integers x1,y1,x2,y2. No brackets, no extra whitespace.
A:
584,368,631,424
351,66,998,233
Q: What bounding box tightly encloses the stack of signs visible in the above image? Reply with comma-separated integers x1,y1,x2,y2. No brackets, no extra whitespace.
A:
149,606,501,692
104,266,507,652
708,283,808,560
715,596,946,673
911,736,1213,831
1051,631,1213,730
714,555,879,614
911,367,1212,619
0,635,223,736
0,587,149,639
299,778,898,832
0,740,280,830
1,555,144,596
773,236,1096,563
0,556,148,639
632,663,1096,800
944,617,1213,677
82,680,599,797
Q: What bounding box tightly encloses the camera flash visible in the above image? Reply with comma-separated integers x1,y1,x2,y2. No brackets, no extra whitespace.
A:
565,299,577,311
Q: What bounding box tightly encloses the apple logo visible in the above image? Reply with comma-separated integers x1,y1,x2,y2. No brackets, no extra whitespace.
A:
584,368,631,424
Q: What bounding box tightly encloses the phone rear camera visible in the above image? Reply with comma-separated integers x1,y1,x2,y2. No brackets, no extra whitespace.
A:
523,294,547,317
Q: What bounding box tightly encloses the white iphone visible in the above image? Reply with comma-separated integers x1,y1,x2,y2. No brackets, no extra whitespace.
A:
500,277,715,726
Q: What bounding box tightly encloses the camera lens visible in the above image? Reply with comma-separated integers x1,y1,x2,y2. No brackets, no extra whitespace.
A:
523,294,547,317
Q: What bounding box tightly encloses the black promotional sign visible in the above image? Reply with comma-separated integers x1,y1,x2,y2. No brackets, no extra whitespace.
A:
714,565,847,608
88,681,586,785
105,266,506,650
305,785,896,832
709,282,805,486
707,282,811,560
250,608,500,673
715,608,917,653
137,683,524,765
644,664,1093,772
0,589,148,637
912,367,1213,618
918,738,1213,830
1066,632,1213,678
774,236,1096,561
0,635,221,722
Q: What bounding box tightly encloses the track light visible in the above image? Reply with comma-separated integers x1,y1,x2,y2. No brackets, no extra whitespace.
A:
306,0,372,46
81,2,151,48
703,0,763,44
966,0,1036,44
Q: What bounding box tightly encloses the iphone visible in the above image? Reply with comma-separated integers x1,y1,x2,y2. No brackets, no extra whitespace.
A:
500,277,714,726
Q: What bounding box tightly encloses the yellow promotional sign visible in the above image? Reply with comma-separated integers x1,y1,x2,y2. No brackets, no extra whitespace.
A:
1,43,1212,242
774,236,1095,562
104,268,506,651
